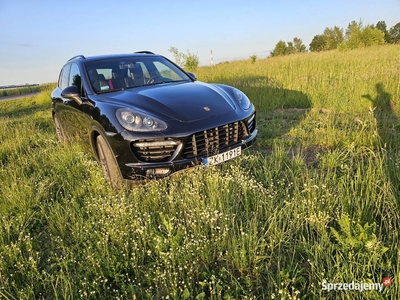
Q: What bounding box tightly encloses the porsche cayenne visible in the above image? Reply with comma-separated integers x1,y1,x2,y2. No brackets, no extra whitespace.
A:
51,51,257,188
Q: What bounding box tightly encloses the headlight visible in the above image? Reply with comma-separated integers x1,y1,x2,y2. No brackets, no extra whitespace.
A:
116,108,167,132
234,88,251,110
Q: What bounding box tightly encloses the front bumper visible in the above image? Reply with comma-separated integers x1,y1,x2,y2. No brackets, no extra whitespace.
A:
121,127,257,180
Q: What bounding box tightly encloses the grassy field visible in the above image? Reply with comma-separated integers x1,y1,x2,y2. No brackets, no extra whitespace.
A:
0,45,399,299
0,84,54,98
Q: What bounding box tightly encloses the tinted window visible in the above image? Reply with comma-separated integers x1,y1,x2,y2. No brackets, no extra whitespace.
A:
57,68,64,88
60,64,71,90
69,63,83,95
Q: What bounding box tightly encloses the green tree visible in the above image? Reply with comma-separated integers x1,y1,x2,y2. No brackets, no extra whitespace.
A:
375,21,391,43
361,26,386,46
345,20,363,40
270,40,287,57
286,41,295,54
184,50,199,71
389,22,400,43
339,20,384,50
309,34,326,52
309,26,343,52
168,46,185,68
293,37,307,53
168,47,199,71
249,54,257,63
270,38,306,57
323,26,344,50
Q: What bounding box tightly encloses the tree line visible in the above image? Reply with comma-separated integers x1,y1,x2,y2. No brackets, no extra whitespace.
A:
270,20,400,57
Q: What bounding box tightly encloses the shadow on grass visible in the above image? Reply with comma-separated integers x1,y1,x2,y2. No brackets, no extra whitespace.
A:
222,76,312,150
363,83,400,200
363,83,399,148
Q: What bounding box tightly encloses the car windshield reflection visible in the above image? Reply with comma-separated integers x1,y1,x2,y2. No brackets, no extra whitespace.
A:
85,56,191,94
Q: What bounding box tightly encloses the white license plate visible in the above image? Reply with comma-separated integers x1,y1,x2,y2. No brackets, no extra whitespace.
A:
204,146,241,167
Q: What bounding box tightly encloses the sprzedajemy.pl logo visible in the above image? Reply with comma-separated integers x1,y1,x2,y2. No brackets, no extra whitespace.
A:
321,277,392,293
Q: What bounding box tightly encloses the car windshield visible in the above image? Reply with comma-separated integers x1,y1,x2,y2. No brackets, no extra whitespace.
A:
84,56,191,93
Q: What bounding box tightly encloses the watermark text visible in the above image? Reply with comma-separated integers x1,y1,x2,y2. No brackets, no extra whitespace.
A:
321,277,392,293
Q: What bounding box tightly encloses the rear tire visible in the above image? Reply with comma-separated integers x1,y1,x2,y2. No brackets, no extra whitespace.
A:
96,135,123,189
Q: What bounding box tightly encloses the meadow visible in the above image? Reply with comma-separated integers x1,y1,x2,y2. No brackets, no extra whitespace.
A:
0,45,399,299
0,84,53,98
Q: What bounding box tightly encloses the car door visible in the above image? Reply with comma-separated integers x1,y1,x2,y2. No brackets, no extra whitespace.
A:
52,63,93,142
52,63,71,134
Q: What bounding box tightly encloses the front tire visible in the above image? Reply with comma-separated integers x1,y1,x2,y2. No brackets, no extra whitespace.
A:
96,135,123,189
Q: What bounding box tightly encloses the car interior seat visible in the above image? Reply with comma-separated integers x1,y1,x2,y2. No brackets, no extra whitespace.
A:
112,71,126,89
130,65,146,86
89,70,110,92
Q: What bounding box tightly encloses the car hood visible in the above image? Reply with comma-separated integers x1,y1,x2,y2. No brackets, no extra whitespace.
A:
102,82,237,122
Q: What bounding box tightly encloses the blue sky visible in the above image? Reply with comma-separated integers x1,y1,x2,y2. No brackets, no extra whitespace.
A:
0,0,398,86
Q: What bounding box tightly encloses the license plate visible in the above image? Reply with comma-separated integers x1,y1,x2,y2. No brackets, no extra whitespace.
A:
204,146,241,167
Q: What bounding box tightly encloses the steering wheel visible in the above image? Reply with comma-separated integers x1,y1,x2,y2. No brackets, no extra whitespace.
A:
146,75,165,84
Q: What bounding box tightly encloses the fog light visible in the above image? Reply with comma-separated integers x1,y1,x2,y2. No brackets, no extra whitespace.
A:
146,168,170,177
134,140,180,147
155,168,170,175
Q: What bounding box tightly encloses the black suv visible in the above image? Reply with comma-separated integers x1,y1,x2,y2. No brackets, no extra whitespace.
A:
51,52,257,188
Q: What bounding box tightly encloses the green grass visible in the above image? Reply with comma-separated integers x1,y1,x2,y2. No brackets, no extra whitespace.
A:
0,83,54,97
0,45,400,299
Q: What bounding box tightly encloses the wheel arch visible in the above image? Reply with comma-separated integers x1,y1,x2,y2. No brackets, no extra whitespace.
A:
91,127,126,188
89,127,120,167
90,126,105,162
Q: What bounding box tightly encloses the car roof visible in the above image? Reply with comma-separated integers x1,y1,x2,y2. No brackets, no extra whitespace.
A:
67,51,157,63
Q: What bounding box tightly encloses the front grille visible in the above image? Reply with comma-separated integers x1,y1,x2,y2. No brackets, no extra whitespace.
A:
182,121,249,158
131,138,181,162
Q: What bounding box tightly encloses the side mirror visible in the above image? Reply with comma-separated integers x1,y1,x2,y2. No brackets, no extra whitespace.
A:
187,72,197,81
61,85,82,105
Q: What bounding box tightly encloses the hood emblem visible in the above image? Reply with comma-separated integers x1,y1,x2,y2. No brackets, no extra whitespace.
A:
203,106,210,111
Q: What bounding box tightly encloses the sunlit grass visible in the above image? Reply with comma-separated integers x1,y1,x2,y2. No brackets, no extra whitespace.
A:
1,45,400,299
0,83,54,97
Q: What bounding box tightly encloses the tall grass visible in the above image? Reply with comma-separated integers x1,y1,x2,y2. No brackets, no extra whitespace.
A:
0,83,54,97
0,45,399,299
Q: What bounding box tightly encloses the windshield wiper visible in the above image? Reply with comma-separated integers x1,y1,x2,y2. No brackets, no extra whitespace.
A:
147,79,189,86
97,88,125,94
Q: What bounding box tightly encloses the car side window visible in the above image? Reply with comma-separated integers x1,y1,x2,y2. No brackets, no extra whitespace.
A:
60,64,71,90
69,63,84,96
57,68,64,89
